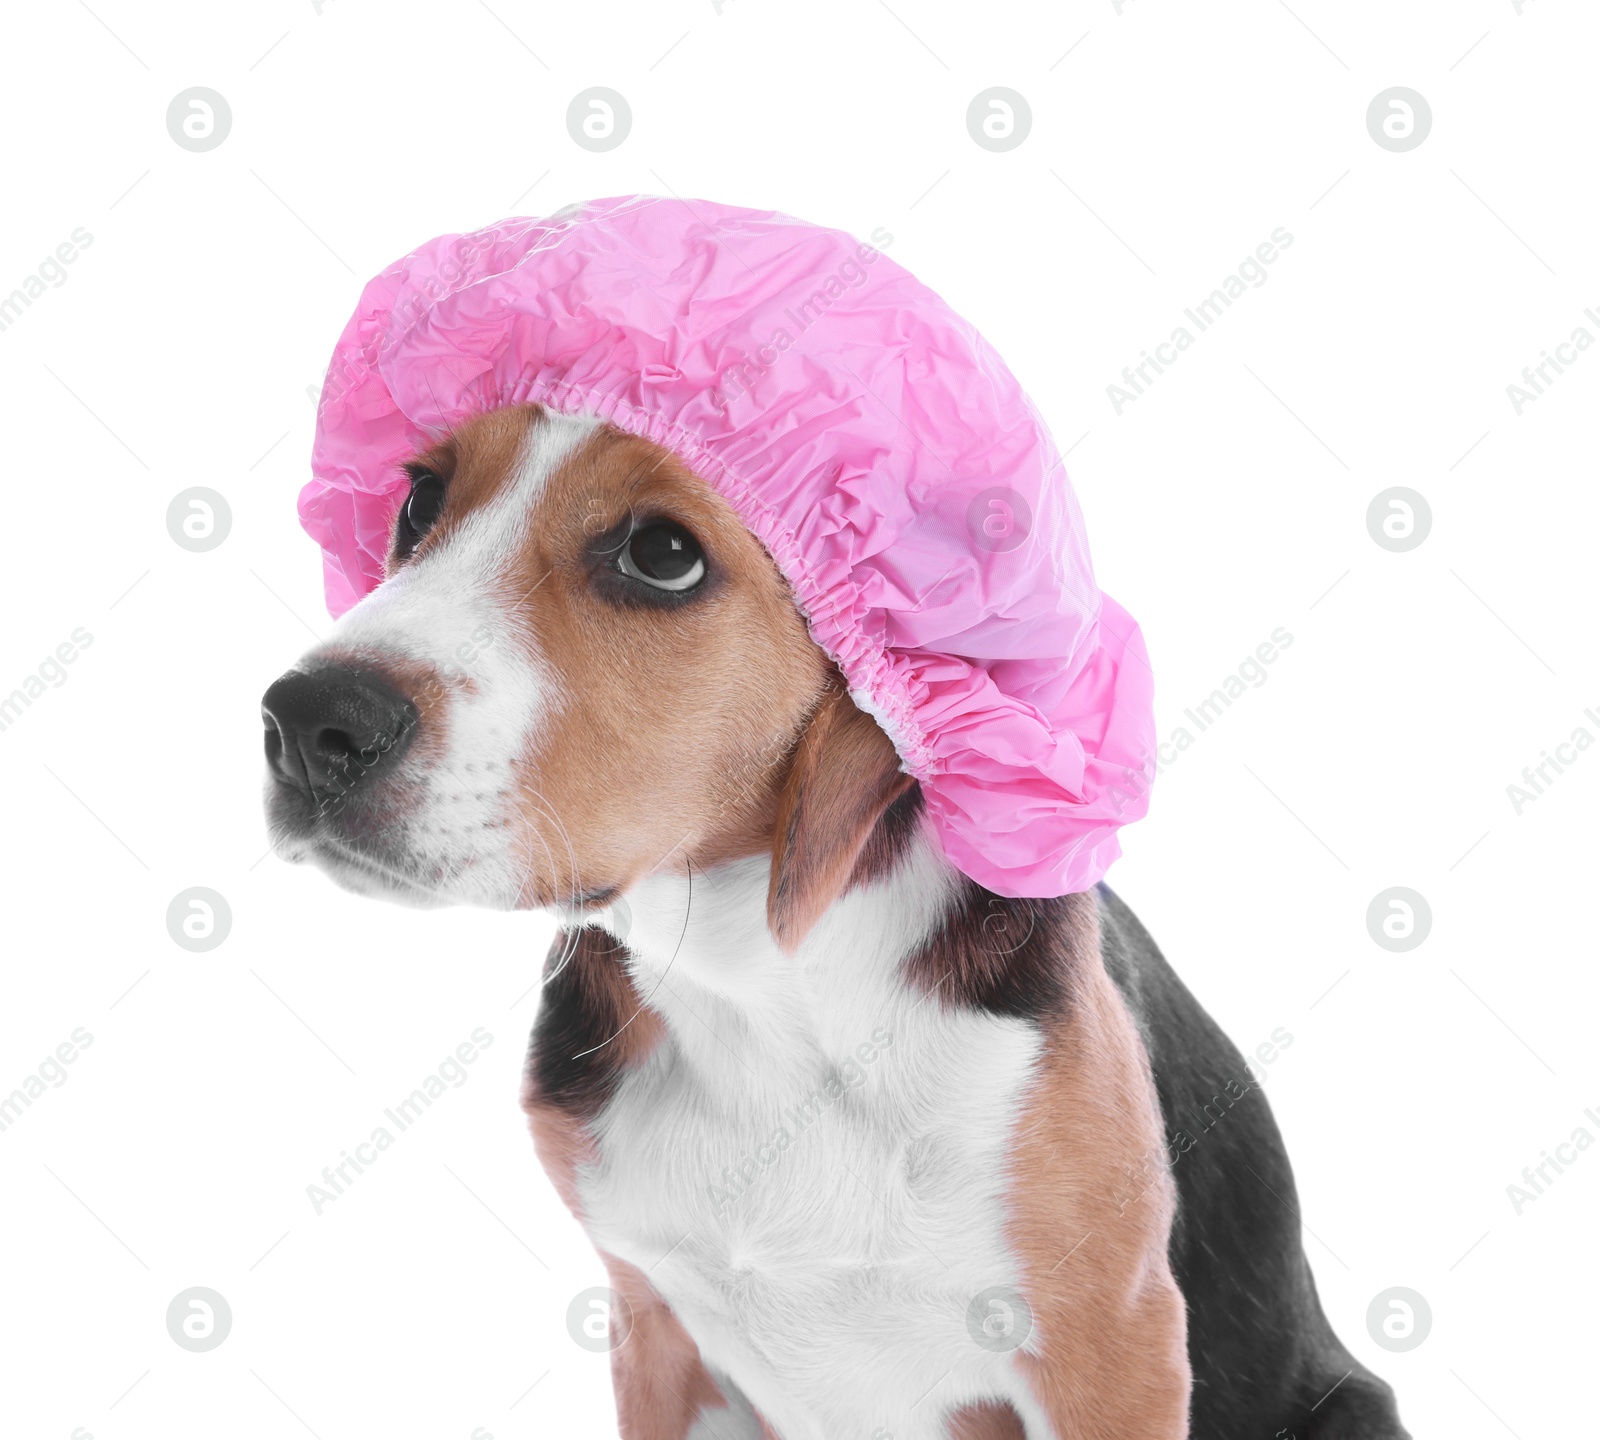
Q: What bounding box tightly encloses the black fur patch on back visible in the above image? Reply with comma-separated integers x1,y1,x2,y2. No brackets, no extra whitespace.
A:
1094,881,1411,1439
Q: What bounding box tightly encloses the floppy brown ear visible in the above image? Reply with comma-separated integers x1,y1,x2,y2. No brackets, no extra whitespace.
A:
767,683,914,952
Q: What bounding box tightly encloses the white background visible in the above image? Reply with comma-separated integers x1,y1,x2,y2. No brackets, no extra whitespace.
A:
1,1,1593,1437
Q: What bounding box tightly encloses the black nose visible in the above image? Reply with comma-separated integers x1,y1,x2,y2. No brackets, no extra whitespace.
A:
261,665,419,801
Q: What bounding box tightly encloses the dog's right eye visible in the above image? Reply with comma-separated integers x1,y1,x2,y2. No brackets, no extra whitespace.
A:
396,471,446,557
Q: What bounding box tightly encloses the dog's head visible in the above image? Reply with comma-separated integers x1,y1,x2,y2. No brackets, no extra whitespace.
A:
262,405,914,947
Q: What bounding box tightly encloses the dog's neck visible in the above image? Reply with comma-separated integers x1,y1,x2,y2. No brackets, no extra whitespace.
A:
591,826,962,1077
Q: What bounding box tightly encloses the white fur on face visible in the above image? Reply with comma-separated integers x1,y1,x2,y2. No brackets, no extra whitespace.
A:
310,410,601,908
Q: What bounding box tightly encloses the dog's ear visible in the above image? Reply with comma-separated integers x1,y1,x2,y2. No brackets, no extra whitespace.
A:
767,682,914,952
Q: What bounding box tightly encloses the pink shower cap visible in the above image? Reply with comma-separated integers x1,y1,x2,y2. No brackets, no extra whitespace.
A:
301,195,1155,897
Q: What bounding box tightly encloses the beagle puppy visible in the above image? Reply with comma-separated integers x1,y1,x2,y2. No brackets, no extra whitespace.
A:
262,404,1409,1440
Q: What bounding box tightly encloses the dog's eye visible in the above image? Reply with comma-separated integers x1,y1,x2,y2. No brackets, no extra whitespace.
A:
407,474,445,534
616,521,706,592
396,471,446,557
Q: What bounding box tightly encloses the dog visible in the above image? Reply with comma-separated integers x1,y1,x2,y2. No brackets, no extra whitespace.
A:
263,403,1409,1439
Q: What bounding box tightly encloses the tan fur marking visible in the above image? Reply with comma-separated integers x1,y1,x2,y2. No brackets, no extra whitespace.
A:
523,1089,593,1216
767,682,913,950
602,1254,733,1440
1006,903,1191,1437
946,1401,1026,1439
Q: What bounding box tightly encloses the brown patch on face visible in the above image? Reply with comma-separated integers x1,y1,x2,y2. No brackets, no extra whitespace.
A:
1003,900,1192,1438
946,1402,1026,1439
501,419,834,907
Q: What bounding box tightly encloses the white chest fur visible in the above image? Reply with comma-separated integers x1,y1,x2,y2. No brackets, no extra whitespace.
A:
574,844,1054,1440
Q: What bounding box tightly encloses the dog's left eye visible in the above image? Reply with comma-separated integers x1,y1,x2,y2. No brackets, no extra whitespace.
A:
616,521,706,592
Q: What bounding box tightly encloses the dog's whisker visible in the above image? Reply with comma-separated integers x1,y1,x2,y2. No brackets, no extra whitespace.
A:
516,780,584,914
568,855,692,1060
